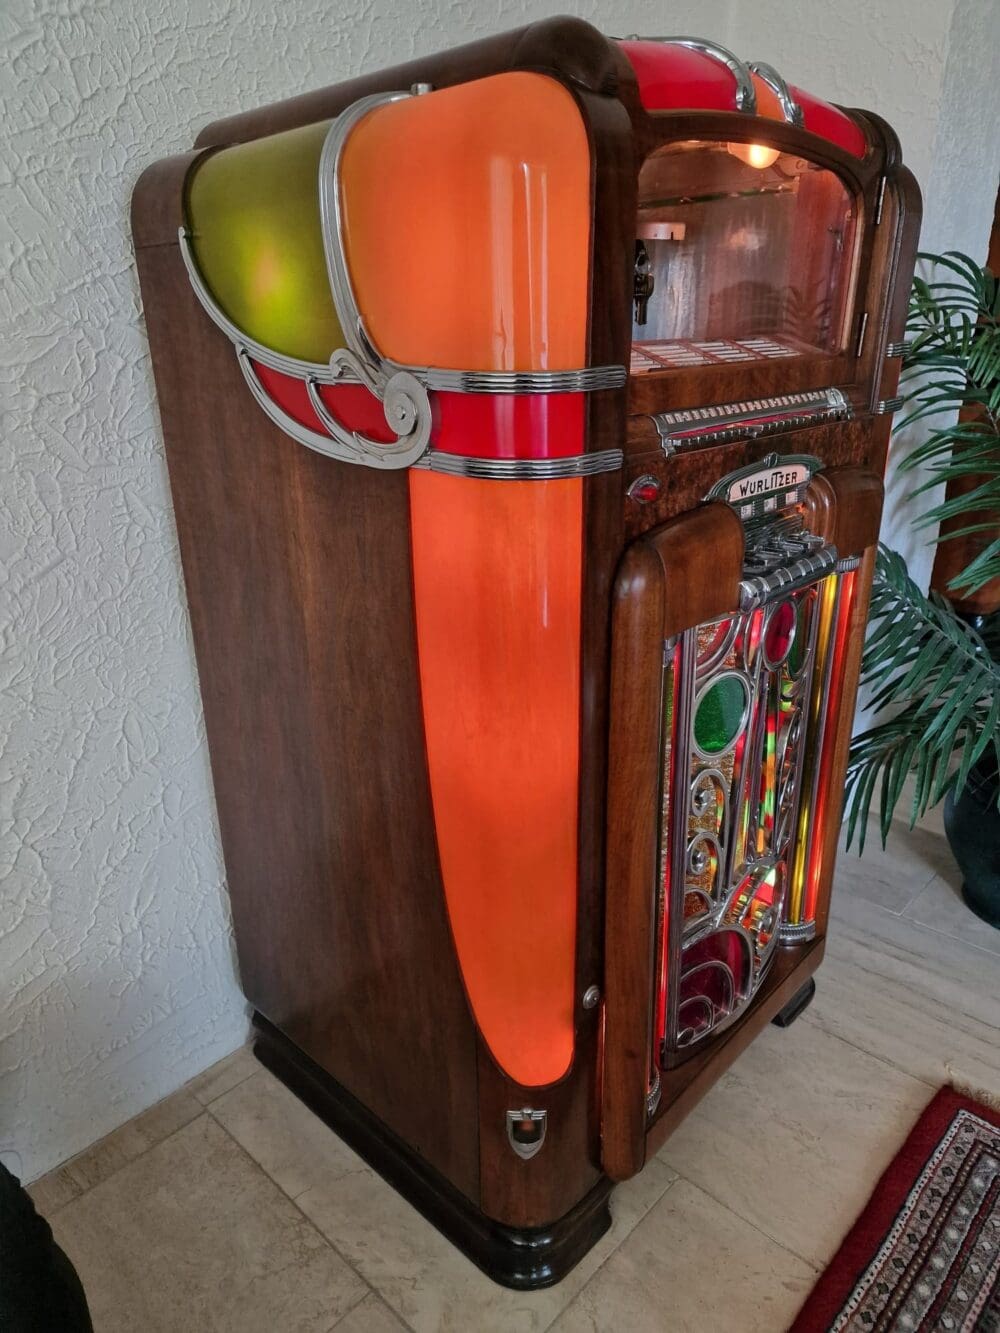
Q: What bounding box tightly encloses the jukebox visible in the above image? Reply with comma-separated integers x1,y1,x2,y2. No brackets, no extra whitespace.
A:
133,18,919,1288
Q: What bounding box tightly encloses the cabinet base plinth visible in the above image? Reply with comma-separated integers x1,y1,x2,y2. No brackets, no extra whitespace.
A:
770,977,817,1028
251,1013,613,1289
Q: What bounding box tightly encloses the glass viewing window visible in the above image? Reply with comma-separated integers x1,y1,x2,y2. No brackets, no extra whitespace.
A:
631,140,858,374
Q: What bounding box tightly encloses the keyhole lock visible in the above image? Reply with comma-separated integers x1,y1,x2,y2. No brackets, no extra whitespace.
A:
506,1108,547,1160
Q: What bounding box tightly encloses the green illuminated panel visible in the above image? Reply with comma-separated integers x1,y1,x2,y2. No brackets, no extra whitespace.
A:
186,120,345,362
694,673,748,755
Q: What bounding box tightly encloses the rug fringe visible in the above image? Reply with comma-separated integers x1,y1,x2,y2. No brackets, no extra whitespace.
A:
945,1069,1000,1112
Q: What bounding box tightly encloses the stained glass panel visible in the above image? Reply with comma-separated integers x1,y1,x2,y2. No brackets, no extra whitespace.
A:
656,566,838,1065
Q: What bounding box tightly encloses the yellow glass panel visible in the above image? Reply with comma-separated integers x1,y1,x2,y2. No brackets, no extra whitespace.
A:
186,120,345,363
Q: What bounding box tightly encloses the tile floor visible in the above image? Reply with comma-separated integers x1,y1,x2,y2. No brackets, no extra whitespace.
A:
29,816,1000,1332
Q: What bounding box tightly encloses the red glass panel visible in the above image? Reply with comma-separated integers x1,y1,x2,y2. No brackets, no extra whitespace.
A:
432,392,584,459
763,600,797,668
790,86,868,159
618,41,742,113
255,363,396,442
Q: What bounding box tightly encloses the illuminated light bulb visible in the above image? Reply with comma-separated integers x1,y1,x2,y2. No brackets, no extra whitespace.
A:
727,141,781,169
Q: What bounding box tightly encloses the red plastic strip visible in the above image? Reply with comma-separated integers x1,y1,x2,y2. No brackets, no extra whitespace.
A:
619,40,739,112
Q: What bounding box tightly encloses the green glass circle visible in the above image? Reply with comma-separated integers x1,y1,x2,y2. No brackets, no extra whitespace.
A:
694,673,749,754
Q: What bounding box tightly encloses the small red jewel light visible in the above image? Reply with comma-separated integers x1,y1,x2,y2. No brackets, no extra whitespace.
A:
629,475,661,504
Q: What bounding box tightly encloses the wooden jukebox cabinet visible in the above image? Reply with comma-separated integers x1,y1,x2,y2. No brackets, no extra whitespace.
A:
133,19,919,1288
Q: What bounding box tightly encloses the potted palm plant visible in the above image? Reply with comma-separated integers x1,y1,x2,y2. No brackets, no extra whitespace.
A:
845,251,1000,925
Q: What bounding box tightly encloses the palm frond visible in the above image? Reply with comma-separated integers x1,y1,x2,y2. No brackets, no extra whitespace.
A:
845,547,1000,849
894,252,1000,596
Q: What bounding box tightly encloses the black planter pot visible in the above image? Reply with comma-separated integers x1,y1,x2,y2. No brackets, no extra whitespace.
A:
943,756,1000,929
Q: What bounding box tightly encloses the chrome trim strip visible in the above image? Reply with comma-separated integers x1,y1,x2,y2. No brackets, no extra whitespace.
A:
834,554,862,573
413,449,623,480
239,352,427,470
747,61,803,125
626,36,756,113
778,920,817,944
179,229,348,384
654,388,851,458
875,395,904,416
318,90,412,382
421,365,626,394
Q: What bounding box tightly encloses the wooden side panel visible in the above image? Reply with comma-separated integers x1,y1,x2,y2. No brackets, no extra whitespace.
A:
132,166,481,1200
602,503,744,1181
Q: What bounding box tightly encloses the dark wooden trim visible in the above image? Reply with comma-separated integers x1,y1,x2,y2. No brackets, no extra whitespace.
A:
602,503,745,1181
194,18,621,149
254,1013,614,1290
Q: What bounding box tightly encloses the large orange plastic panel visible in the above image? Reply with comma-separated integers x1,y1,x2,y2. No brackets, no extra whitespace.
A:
408,471,582,1086
340,73,591,373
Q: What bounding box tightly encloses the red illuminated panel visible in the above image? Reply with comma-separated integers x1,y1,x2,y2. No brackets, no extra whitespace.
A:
408,470,583,1087
617,39,867,160
255,363,395,442
433,392,584,460
790,86,868,159
619,40,742,112
255,365,585,462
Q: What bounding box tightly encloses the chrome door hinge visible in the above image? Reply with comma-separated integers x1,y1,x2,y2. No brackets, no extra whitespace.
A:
874,176,887,225
855,311,869,358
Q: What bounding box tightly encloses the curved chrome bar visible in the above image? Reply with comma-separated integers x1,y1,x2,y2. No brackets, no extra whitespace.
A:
747,61,803,126
239,351,427,470
624,35,757,114
306,373,432,465
318,91,413,381
179,229,348,384
412,449,623,480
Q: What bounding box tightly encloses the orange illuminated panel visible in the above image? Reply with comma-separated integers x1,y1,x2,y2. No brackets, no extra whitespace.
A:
340,72,591,373
408,471,583,1086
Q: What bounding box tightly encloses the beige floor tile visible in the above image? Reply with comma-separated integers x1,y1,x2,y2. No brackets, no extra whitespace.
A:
51,1114,367,1333
213,1060,677,1331
211,1067,364,1200
28,1087,202,1214
186,1042,260,1105
812,889,1000,1093
657,1018,930,1268
333,1293,409,1331
551,1178,816,1333
835,819,954,913
298,1151,675,1333
907,872,1000,956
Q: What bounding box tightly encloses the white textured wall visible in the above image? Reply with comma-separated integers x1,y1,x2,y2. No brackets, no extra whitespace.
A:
2,0,996,1184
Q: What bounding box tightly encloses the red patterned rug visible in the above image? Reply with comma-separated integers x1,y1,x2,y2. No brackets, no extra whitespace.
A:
792,1087,1000,1332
